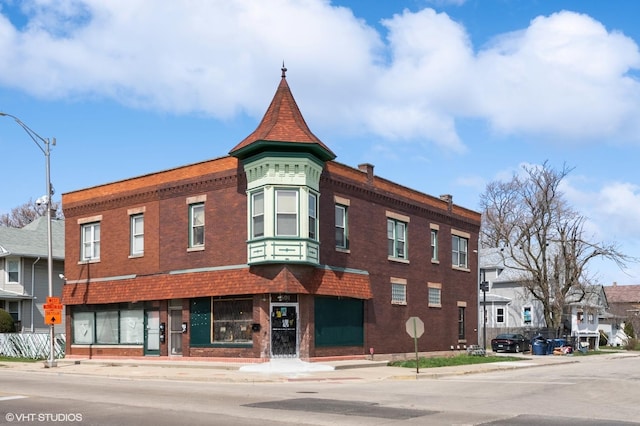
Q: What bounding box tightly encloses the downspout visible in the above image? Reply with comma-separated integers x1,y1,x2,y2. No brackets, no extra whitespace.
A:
31,257,41,333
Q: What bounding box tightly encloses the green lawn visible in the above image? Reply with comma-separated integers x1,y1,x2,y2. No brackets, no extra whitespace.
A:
388,354,524,369
0,356,41,363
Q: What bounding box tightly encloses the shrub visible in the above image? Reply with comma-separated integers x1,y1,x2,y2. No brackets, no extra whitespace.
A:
625,338,639,351
624,322,635,339
0,309,15,333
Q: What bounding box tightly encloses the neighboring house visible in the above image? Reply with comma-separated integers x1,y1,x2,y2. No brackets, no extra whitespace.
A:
598,311,627,347
479,247,607,349
0,216,65,333
61,68,482,360
564,284,607,350
602,284,640,345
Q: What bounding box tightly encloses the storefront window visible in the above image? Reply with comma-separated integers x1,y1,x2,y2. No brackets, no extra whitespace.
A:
213,298,252,343
120,310,144,344
73,312,94,344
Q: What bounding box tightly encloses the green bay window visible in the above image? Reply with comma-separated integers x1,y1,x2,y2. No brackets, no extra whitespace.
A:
251,191,264,238
276,189,298,236
308,192,317,240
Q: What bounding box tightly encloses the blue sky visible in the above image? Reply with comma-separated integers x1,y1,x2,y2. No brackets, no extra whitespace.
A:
1,0,639,285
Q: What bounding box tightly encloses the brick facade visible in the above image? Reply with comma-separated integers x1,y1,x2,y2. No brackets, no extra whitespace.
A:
61,72,480,360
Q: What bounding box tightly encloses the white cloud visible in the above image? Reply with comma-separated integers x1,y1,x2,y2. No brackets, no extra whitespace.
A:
0,0,381,119
473,11,640,142
1,2,639,150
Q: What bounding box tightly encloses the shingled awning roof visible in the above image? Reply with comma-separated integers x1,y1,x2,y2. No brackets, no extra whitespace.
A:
229,65,335,161
62,265,372,305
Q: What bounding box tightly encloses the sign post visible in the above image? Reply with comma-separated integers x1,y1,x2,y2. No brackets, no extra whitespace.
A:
405,316,424,374
43,296,63,325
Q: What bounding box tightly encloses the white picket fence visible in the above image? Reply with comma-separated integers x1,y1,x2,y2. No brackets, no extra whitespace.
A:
0,333,66,359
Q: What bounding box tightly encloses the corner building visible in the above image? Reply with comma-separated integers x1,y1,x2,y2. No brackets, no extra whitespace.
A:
61,68,481,360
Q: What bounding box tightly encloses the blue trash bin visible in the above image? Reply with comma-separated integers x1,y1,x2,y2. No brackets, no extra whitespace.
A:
532,339,548,355
546,339,555,354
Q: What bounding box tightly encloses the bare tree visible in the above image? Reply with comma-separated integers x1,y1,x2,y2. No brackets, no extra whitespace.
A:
480,161,632,334
0,199,61,228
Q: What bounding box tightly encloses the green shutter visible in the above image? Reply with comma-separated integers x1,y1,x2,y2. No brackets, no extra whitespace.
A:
314,297,364,347
190,297,211,346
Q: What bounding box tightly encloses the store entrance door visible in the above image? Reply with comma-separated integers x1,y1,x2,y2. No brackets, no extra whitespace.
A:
271,304,298,358
144,310,160,356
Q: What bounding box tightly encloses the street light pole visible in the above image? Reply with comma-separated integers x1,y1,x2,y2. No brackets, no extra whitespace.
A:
480,281,488,350
0,112,57,368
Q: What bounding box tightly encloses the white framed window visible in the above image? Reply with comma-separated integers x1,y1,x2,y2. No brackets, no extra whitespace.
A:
335,204,348,249
308,192,317,240
189,203,205,248
130,214,144,256
452,235,468,268
276,189,298,236
6,258,19,283
251,191,264,238
523,306,532,325
496,307,505,324
81,222,101,261
391,278,407,305
431,229,438,261
387,219,407,259
428,283,441,307
5,301,19,322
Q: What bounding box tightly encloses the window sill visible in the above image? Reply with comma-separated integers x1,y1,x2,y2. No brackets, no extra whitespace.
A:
335,247,350,253
391,301,407,306
71,344,143,348
428,304,442,308
187,246,205,252
190,342,253,348
452,265,470,272
431,259,439,264
77,259,100,265
128,253,144,259
388,256,409,264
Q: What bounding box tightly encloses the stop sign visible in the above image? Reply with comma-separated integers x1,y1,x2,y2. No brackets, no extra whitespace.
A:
406,316,424,338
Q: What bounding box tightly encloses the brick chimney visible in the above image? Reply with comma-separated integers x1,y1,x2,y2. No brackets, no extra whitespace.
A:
358,163,375,184
440,194,453,212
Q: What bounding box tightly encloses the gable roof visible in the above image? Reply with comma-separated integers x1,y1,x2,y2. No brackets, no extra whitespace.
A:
605,284,640,303
0,217,65,260
229,66,335,161
480,247,528,283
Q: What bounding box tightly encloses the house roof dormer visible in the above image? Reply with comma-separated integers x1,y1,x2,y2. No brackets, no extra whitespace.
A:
229,65,336,162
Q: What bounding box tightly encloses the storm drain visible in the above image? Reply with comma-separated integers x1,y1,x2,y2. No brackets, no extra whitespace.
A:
244,398,435,420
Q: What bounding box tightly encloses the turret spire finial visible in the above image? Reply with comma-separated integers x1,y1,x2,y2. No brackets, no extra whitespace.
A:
281,61,287,78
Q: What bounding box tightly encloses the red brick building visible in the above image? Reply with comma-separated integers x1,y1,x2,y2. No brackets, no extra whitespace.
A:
61,68,481,360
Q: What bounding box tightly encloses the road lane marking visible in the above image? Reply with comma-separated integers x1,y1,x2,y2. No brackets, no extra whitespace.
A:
0,396,28,401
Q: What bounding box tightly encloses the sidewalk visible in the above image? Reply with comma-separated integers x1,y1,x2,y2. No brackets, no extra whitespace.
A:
0,353,603,383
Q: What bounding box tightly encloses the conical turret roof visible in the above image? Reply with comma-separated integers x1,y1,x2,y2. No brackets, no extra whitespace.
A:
229,66,335,161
